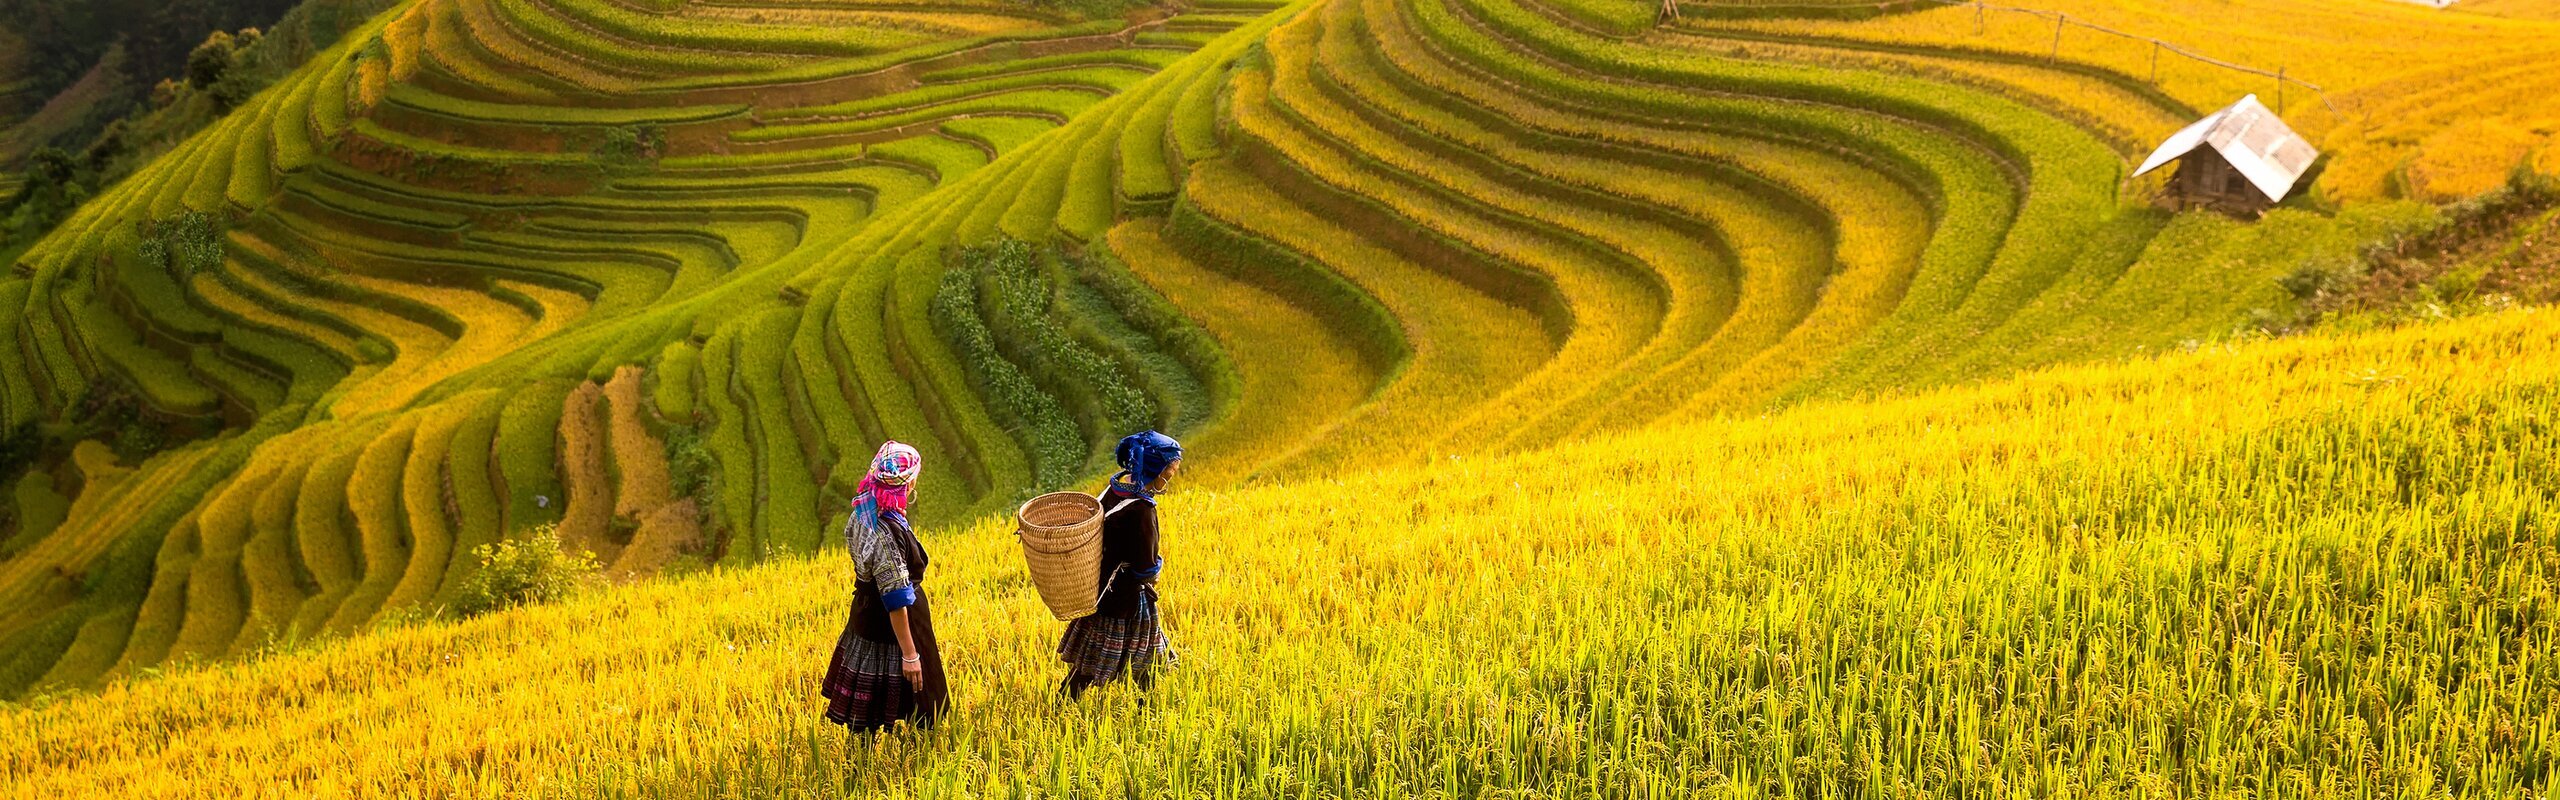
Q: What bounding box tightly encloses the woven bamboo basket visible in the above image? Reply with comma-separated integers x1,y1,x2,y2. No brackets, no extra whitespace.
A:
1015,491,1106,621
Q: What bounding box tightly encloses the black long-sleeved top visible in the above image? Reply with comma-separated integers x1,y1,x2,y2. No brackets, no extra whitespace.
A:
1092,485,1160,619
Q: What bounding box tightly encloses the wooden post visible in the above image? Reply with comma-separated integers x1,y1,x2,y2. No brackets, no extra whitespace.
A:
2149,41,2159,84
2051,14,2065,63
2276,67,2286,115
1975,1,1986,35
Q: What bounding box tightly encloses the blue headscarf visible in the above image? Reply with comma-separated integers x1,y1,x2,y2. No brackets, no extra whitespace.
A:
1109,430,1184,499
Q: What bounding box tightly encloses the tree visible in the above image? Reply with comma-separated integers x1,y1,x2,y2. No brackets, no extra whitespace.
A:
185,29,236,90
2,148,88,245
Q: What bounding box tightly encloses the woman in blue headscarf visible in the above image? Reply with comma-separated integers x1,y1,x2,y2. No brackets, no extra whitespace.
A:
1059,430,1183,698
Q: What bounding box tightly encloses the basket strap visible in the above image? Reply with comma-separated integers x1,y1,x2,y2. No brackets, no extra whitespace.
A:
1103,498,1140,518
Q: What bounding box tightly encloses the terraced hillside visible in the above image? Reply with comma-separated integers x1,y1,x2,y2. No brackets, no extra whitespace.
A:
0,0,1279,696
0,0,2551,700
8,301,2556,797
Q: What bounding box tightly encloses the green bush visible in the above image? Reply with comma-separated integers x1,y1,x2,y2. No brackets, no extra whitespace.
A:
445,525,600,619
960,238,1162,465
662,423,716,512
134,210,228,281
598,126,666,171
930,260,1082,489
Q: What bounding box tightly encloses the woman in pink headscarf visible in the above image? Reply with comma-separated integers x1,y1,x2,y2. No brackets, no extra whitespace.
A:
819,441,945,733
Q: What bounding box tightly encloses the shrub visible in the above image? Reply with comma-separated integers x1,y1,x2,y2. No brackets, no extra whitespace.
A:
446,525,600,619
188,31,242,91
598,126,666,170
929,259,1082,489
974,239,1157,435
134,211,228,281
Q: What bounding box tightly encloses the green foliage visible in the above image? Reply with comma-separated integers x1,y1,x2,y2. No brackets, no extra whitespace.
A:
597,126,667,171
63,286,221,417
351,337,393,365
133,210,227,280
929,257,1081,490
867,136,991,185
3,0,299,104
783,67,1153,120
434,402,508,605
185,30,242,92
662,423,716,514
736,89,1112,144
919,49,1185,84
691,328,774,559
2,0,399,258
2282,170,2560,330
1,148,90,252
1166,58,1230,163
941,117,1064,155
444,525,601,619
971,238,1156,436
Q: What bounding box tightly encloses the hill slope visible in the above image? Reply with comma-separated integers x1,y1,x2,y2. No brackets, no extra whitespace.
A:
0,0,2557,701
5,306,2555,797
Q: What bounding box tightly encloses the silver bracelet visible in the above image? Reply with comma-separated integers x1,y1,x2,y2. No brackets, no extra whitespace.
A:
901,654,921,664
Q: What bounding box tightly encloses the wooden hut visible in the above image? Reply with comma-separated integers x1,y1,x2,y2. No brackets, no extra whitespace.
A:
2133,94,2320,218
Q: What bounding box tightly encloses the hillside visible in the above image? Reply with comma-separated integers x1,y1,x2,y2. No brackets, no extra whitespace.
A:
6,304,2555,796
0,0,2556,724
0,0,308,162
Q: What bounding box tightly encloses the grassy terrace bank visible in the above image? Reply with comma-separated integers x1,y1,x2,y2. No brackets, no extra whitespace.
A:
5,308,2555,797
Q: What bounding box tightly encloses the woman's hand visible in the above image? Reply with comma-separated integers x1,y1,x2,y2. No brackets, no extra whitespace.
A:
888,607,925,690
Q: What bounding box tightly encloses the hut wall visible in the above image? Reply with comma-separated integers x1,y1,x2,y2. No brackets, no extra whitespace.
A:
2167,148,2274,217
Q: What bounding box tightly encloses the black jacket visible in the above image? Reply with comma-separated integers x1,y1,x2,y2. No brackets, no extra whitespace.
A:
1092,486,1160,618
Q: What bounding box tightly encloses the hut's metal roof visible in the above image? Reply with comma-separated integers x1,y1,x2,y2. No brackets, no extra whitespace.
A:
2133,94,2321,202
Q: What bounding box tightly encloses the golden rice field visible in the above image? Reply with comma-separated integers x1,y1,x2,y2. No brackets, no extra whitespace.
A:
1,0,2558,793
1685,0,2560,200
7,305,2558,797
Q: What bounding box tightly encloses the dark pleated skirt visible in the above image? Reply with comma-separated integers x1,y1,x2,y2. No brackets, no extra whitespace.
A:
1059,588,1173,688
821,590,946,731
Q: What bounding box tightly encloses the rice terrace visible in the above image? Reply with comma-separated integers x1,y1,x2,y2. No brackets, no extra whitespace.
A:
0,0,2557,794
